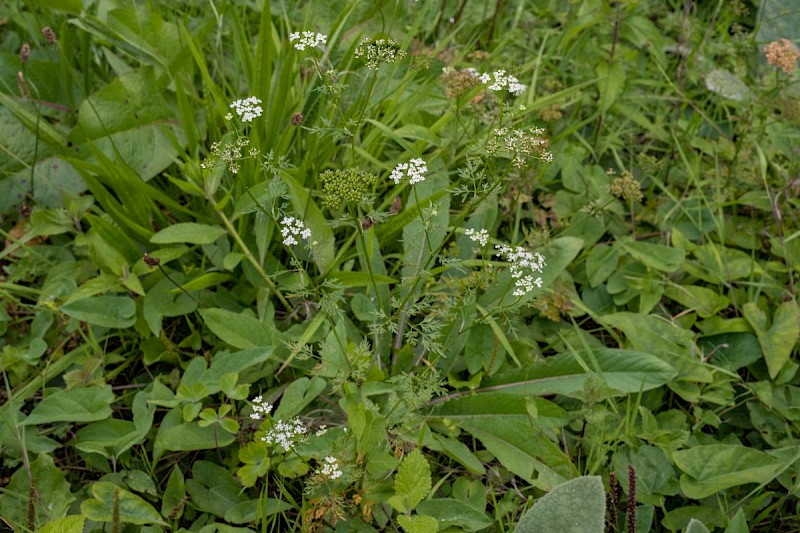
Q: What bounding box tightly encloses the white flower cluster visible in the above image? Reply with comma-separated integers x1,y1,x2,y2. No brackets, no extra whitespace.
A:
479,70,526,96
262,417,308,451
390,158,428,185
249,396,273,420
280,216,312,246
289,31,327,51
317,456,343,480
229,96,263,123
495,244,545,296
465,228,489,247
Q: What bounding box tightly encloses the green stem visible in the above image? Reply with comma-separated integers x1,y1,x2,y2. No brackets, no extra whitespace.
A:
211,199,292,312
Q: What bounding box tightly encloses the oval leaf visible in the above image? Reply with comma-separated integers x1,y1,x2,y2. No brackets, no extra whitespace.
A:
514,476,605,533
673,444,781,499
23,386,114,425
81,481,165,525
151,222,227,244
60,295,135,328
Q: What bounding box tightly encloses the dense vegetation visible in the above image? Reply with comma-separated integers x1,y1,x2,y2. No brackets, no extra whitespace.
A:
2,0,800,531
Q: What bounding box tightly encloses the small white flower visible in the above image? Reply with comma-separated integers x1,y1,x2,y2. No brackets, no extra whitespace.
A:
280,216,312,246
390,158,428,185
230,96,263,123
495,244,546,296
250,396,273,420
315,425,328,436
317,456,343,480
480,70,526,96
289,31,327,51
262,417,308,451
465,228,489,247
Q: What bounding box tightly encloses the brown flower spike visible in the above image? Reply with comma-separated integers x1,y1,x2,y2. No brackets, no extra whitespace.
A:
765,38,800,74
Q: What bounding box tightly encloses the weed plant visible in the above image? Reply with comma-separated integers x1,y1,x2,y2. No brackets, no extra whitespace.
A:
1,0,800,532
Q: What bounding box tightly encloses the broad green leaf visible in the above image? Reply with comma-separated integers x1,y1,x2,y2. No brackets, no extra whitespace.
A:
74,418,140,457
23,386,114,425
480,348,676,396
705,69,751,101
423,431,485,474
38,516,86,533
686,519,711,533
724,508,749,533
328,271,397,286
692,244,757,283
586,244,620,287
224,498,293,523
180,272,232,291
618,237,685,272
200,308,276,349
388,449,432,514
673,445,782,499
27,0,82,13
596,60,626,113
151,223,227,245
429,393,567,434
397,514,439,533
81,482,165,525
0,453,74,526
663,285,730,318
743,302,800,379
60,295,136,328
185,461,248,517
143,275,197,335
514,476,605,533
756,0,800,43
154,422,236,451
415,499,493,532
456,415,577,490
274,377,327,419
697,333,761,371
69,68,186,180
237,441,270,487
161,466,186,520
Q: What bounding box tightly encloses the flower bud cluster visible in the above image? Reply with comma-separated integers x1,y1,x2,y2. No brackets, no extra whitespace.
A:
201,137,257,174
764,38,800,74
495,244,545,296
319,167,377,210
354,37,407,70
289,31,327,51
486,128,552,167
609,170,643,203
390,158,428,185
440,67,482,99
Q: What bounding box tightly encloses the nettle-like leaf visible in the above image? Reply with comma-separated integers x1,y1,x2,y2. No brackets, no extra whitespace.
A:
388,449,432,514
37,515,86,533
514,476,605,533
